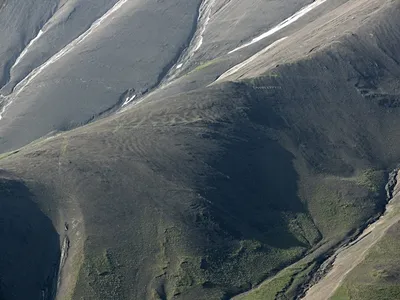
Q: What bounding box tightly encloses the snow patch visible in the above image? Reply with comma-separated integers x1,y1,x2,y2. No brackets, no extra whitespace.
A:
168,0,216,73
0,95,12,120
0,0,130,120
13,30,45,68
216,37,287,83
122,94,136,107
13,0,129,97
192,0,215,53
228,0,327,54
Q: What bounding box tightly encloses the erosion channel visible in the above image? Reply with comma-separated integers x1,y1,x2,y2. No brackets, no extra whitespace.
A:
301,169,400,299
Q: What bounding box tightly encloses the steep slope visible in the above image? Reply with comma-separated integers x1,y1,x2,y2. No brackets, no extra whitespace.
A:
0,0,324,154
0,0,202,152
331,219,400,300
304,171,400,300
0,83,323,299
0,172,60,300
1,0,400,299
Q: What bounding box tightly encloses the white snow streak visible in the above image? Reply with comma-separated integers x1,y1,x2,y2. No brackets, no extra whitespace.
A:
192,0,215,53
171,0,216,72
13,30,44,68
119,95,147,113
0,0,129,120
0,95,12,120
122,94,136,107
228,0,327,54
13,0,129,97
216,37,287,83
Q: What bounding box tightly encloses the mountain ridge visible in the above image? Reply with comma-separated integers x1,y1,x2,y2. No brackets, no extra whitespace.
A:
1,0,400,299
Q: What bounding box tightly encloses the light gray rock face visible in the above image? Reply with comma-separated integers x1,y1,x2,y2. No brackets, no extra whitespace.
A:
0,0,317,153
0,0,202,151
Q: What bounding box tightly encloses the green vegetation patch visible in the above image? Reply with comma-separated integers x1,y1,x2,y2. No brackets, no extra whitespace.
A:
152,224,309,298
235,262,316,300
348,169,385,194
306,169,386,239
73,249,123,299
188,59,220,74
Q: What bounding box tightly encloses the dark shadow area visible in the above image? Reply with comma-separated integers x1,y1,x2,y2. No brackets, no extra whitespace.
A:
201,83,315,250
0,177,60,300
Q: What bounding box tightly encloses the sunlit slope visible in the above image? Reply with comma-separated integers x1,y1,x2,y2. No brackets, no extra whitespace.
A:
1,0,400,299
332,220,400,300
0,0,321,155
0,83,321,299
3,26,400,296
0,0,202,153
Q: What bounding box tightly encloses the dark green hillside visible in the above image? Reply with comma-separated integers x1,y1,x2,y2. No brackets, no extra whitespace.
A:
0,66,396,299
0,83,323,299
0,0,400,299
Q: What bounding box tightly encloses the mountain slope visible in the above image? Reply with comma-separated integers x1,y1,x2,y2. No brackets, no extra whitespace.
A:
0,0,202,152
1,0,400,299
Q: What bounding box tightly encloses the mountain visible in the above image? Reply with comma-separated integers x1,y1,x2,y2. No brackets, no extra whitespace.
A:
0,0,400,299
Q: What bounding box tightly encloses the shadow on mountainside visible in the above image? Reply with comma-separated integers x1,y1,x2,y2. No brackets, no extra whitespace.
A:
0,175,60,300
204,127,311,249
200,83,320,250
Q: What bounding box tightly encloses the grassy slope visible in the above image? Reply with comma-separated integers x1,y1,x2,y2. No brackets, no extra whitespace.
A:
1,1,400,299
0,83,322,299
226,1,400,298
234,262,316,300
332,221,400,300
